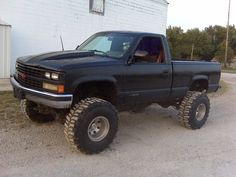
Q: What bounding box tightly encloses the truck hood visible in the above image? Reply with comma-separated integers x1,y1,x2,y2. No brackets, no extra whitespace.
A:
17,50,120,71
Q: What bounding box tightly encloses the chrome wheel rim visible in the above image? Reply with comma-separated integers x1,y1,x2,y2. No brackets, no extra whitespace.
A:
88,116,110,142
195,103,206,121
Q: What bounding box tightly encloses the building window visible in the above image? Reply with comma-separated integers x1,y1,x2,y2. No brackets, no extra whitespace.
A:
89,0,105,15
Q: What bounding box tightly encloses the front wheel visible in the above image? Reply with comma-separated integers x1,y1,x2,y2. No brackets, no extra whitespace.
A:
64,97,118,154
178,91,210,129
20,99,55,123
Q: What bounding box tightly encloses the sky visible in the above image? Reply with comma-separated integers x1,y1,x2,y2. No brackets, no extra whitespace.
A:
167,0,236,31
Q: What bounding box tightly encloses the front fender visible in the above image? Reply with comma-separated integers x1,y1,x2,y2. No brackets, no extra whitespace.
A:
71,75,118,93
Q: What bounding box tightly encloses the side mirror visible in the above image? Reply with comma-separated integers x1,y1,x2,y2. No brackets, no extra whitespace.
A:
134,50,148,57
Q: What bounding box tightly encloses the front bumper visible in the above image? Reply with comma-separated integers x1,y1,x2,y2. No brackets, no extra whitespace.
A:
10,77,73,109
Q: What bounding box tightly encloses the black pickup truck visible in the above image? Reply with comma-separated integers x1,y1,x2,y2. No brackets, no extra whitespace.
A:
11,31,221,154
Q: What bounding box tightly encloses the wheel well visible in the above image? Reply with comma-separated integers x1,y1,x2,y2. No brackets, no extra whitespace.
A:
73,81,118,105
190,79,208,92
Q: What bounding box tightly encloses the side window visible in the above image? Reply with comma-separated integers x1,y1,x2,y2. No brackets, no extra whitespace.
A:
134,37,165,63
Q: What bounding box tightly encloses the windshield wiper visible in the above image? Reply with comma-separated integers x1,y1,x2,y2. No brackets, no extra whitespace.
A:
88,50,108,56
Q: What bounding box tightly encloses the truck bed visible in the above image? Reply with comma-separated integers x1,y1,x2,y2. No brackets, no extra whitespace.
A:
170,60,221,98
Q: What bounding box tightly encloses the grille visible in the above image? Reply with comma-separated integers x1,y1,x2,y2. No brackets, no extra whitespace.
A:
16,62,45,90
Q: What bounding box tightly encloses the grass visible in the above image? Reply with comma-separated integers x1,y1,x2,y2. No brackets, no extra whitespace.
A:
221,67,236,74
0,80,229,125
0,82,229,135
0,91,19,115
219,80,229,93
208,80,229,98
0,91,28,131
0,79,229,131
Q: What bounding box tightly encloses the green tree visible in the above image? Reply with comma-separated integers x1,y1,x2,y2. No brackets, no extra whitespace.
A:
205,25,236,58
215,40,234,65
229,25,236,54
167,25,236,62
166,26,184,58
182,29,214,60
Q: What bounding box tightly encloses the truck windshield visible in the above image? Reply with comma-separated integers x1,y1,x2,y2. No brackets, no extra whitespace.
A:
77,33,135,59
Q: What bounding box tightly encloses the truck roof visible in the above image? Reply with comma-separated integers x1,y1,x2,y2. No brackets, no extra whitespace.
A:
96,31,165,37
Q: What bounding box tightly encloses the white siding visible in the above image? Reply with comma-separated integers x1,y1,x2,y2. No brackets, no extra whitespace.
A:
0,23,11,78
0,0,168,75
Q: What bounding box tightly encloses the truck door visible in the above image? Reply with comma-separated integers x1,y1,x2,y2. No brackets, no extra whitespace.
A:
123,36,172,104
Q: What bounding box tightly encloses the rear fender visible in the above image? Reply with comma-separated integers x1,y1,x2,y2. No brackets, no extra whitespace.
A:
191,75,209,91
191,75,208,83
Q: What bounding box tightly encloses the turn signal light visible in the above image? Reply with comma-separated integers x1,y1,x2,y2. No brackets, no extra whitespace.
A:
43,82,64,93
58,85,64,93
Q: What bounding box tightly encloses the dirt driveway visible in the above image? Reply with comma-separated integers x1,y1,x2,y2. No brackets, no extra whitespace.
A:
1,73,236,177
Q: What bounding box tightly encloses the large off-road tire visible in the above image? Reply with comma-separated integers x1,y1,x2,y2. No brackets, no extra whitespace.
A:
64,97,118,154
178,91,210,129
20,99,54,123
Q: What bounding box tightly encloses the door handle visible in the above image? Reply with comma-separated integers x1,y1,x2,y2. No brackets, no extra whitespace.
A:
162,71,169,75
161,71,169,77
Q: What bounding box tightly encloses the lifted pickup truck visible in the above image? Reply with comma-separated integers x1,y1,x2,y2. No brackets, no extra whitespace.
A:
11,31,221,154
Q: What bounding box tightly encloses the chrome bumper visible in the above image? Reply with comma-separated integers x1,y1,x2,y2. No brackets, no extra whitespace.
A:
10,77,73,109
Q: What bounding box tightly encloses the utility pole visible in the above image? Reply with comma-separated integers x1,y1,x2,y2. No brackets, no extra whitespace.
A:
224,0,231,68
191,43,194,60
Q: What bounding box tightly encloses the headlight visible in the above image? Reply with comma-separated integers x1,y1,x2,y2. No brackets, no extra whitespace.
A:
45,72,51,79
51,73,59,80
44,72,60,80
43,82,64,93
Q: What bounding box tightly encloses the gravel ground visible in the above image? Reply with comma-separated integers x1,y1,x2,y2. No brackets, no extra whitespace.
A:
1,73,236,177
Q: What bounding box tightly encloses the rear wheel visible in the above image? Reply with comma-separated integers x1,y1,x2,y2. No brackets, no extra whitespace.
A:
178,91,210,129
64,97,118,154
20,99,54,123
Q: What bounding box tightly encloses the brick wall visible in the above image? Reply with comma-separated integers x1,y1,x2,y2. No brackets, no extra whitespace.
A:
0,0,168,73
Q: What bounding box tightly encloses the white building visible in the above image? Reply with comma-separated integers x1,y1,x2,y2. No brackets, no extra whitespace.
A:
0,0,168,78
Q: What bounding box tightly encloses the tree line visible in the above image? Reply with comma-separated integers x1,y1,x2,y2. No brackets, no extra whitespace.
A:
166,25,236,65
